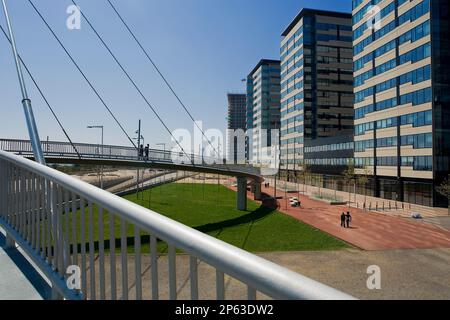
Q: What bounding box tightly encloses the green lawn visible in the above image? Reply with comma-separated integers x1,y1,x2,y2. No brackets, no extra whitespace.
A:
65,183,348,253
122,183,349,252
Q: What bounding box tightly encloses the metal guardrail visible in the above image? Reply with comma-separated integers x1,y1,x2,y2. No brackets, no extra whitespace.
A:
0,150,354,300
0,138,261,179
0,138,191,162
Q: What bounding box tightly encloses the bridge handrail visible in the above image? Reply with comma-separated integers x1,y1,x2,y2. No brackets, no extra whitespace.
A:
1,138,195,161
0,138,262,180
0,150,354,300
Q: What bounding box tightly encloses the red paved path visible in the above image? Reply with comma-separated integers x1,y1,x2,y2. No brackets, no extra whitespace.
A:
230,184,450,251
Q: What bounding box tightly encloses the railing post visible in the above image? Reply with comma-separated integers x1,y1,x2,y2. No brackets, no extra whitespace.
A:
51,287,64,300
4,233,16,249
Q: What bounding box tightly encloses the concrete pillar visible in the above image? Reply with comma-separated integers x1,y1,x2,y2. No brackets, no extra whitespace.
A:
236,177,247,211
253,182,262,201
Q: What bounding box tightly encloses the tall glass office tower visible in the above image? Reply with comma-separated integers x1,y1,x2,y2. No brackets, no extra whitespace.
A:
352,0,450,207
280,9,354,179
226,93,247,163
247,59,281,165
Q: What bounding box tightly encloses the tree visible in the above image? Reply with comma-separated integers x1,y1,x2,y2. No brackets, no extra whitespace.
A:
342,161,356,207
436,178,450,216
298,163,311,195
357,167,372,210
316,174,324,198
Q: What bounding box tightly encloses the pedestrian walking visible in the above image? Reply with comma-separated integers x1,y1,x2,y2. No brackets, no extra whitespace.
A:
340,212,346,228
346,211,352,228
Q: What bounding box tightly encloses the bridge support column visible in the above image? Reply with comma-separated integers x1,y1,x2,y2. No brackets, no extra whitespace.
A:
253,182,262,201
236,177,247,211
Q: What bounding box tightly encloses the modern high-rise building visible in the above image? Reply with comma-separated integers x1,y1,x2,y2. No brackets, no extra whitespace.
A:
226,93,247,163
352,0,450,207
246,59,281,166
280,9,354,178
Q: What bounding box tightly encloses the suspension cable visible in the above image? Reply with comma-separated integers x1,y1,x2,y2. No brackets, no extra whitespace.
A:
69,0,194,164
0,23,82,159
27,0,137,150
105,0,222,161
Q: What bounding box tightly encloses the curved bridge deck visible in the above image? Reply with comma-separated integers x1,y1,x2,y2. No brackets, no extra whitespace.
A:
0,139,263,182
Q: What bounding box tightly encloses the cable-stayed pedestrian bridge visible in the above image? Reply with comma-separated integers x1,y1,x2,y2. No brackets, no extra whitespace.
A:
0,0,354,301
0,148,355,301
0,138,263,211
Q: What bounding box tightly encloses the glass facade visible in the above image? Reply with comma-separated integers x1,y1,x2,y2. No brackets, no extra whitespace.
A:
353,0,435,204
430,0,450,207
247,60,281,165
280,9,353,174
226,94,247,163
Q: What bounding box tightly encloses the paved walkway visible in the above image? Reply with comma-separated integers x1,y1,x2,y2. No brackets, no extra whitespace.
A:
81,248,450,300
265,178,449,218
0,231,48,299
231,185,450,251
260,248,450,300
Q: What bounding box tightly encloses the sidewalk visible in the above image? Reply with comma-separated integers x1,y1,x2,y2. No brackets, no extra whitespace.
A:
0,230,48,299
265,178,449,218
231,184,450,251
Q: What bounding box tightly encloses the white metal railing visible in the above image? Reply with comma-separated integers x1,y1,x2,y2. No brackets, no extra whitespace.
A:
0,150,355,300
0,138,261,179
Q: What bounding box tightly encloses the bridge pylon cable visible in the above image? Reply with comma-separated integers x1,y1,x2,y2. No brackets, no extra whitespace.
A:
0,24,82,160
105,0,222,162
27,0,137,151
68,0,194,165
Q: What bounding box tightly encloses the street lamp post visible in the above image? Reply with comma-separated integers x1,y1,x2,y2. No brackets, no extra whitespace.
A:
133,133,145,198
133,121,145,198
135,120,141,198
87,125,104,189
133,135,145,149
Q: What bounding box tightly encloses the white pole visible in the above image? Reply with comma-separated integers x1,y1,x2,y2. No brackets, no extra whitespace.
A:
2,0,45,165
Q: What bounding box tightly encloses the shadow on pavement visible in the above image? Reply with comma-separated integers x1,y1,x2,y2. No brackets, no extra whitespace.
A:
0,232,51,299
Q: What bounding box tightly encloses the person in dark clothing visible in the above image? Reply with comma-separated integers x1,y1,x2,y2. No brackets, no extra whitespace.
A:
346,211,352,228
340,212,346,228
144,144,149,160
139,144,144,159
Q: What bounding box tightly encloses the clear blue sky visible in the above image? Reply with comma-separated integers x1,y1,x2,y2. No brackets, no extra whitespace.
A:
0,0,351,148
